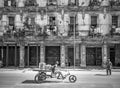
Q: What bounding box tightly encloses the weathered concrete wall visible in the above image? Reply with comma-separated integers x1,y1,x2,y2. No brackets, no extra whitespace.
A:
115,44,120,66
1,15,8,26
17,0,25,7
36,0,47,7
56,12,69,36
57,0,69,6
35,14,48,32
98,14,111,35
15,14,23,28
0,0,4,7
78,0,90,6
61,45,66,67
19,45,25,67
35,14,48,26
99,0,109,6
77,13,90,36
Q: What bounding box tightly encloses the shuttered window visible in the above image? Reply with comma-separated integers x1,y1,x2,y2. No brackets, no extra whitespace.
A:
91,16,97,27
112,16,118,27
9,16,15,26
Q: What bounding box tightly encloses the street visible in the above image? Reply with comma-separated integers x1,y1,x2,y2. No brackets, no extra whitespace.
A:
0,69,120,88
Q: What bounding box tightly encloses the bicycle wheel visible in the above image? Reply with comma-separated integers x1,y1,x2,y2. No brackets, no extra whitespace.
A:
69,75,77,83
34,73,46,83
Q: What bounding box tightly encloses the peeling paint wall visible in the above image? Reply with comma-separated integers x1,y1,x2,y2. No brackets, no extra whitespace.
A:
78,0,90,6
36,0,47,7
0,0,4,7
115,44,120,66
15,14,23,28
56,12,69,36
77,13,91,36
57,0,69,6
98,14,111,35
1,15,8,26
99,0,109,6
17,0,25,7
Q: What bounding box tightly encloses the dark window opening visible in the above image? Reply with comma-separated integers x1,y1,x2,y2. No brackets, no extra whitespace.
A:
91,16,97,28
69,16,77,36
4,0,16,7
48,0,57,5
8,16,15,30
69,0,77,6
49,16,56,26
25,0,38,6
112,16,118,28
89,0,100,6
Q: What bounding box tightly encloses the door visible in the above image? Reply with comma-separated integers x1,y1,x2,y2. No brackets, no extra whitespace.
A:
67,47,74,66
86,47,102,66
45,46,60,65
110,47,115,66
29,46,37,66
8,46,15,66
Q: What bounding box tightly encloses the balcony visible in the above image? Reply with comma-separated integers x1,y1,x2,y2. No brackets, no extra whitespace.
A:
45,25,57,36
4,0,16,7
24,0,38,7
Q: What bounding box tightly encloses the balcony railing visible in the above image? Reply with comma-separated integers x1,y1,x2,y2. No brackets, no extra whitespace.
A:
0,24,120,40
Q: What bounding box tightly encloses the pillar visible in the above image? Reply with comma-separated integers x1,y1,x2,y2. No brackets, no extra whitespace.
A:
61,45,66,67
80,44,86,67
115,44,120,66
19,45,25,67
27,45,29,67
6,45,8,67
75,44,79,66
40,44,45,63
102,44,108,68
14,45,17,66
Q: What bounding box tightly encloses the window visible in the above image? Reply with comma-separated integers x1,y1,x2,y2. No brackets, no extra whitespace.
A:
91,16,97,28
25,0,37,6
8,16,15,30
9,16,15,26
49,16,56,25
112,16,118,27
69,16,77,36
70,16,76,24
69,0,77,6
4,0,16,7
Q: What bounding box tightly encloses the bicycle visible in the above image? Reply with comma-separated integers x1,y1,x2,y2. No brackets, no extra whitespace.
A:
34,69,77,83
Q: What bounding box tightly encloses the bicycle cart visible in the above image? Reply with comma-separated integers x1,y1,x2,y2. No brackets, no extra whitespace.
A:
33,68,77,83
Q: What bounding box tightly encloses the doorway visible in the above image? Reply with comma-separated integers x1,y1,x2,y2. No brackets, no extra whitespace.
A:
67,47,74,66
109,47,115,66
45,46,60,65
25,46,40,67
86,47,102,66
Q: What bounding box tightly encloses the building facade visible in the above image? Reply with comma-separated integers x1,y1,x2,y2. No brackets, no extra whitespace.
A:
0,0,120,68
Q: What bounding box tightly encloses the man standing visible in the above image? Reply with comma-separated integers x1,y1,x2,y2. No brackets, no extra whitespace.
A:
106,59,112,75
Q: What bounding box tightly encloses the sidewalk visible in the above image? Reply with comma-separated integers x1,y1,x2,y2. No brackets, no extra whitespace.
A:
0,66,120,72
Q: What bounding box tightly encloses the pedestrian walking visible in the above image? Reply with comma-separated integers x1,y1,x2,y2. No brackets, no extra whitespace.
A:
106,59,112,75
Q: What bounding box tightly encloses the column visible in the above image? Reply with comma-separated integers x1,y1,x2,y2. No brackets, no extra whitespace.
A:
115,44,120,66
36,45,39,66
14,45,17,66
27,45,29,67
6,45,8,67
61,45,66,67
40,44,45,63
19,45,25,67
80,44,86,67
102,44,108,68
75,44,79,66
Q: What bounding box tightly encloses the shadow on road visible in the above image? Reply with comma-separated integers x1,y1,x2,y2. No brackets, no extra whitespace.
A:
22,80,63,84
95,74,107,76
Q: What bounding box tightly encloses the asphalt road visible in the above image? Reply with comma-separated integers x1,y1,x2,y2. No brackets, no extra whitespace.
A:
0,69,120,88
